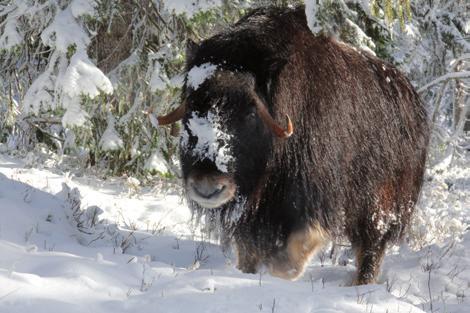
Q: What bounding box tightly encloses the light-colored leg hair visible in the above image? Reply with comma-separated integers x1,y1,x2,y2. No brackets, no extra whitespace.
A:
269,223,328,280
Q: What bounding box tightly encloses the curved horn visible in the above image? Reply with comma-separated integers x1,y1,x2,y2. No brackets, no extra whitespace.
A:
150,103,186,126
253,95,293,138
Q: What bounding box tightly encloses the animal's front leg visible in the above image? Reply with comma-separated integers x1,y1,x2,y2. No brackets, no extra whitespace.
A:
235,240,261,274
268,223,328,280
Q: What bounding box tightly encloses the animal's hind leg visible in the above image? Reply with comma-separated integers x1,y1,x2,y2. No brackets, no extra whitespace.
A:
351,179,411,285
353,239,387,285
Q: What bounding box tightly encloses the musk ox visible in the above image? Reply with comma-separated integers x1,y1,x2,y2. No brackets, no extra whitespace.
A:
155,6,429,285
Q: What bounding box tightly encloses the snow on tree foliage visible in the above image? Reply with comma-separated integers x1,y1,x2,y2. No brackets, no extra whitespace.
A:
304,0,322,34
99,113,123,152
40,6,90,53
144,150,169,174
150,61,169,92
163,0,222,18
69,0,97,18
61,96,90,128
61,51,113,99
0,0,227,175
0,14,22,49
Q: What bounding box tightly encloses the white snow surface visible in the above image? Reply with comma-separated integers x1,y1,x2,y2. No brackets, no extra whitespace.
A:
0,153,469,313
181,110,233,172
186,63,218,90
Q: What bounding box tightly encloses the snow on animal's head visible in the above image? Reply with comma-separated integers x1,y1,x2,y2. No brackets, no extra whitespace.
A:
181,106,234,173
180,69,273,209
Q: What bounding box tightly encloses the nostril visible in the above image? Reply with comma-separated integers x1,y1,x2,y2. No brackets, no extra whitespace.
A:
192,183,226,199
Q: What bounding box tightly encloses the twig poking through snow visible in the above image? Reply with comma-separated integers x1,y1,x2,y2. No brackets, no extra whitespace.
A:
0,288,21,301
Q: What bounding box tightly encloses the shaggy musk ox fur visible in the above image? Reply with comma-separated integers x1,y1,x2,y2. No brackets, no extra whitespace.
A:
157,6,429,285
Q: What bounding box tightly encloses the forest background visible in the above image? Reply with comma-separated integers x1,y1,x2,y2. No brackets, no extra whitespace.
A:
0,0,468,181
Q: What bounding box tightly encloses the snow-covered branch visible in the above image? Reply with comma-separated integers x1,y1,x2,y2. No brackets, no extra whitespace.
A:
418,71,470,94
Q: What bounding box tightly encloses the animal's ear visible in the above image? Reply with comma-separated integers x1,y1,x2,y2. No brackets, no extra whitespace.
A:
186,38,199,65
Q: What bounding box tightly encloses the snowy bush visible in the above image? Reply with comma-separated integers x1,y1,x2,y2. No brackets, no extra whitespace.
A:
0,0,220,177
61,182,138,250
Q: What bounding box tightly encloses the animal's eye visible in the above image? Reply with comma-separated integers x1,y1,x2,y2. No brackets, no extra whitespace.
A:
245,111,256,121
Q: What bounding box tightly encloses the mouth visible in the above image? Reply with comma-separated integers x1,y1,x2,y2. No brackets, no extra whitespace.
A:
192,184,226,199
186,172,236,208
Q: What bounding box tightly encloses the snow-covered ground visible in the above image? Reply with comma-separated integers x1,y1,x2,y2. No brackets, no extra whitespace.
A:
0,152,468,313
